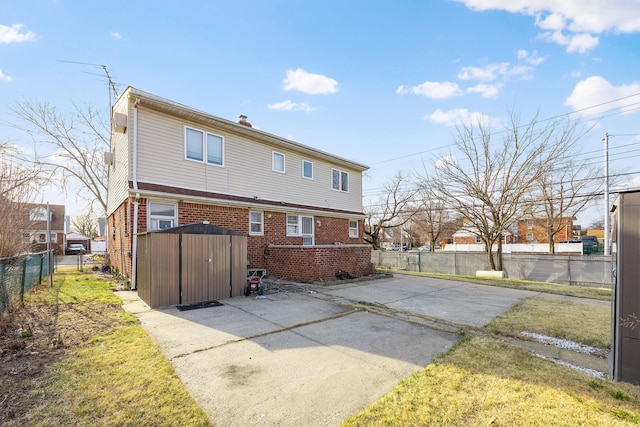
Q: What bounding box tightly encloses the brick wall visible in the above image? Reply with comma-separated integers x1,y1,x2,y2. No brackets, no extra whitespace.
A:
267,245,373,282
108,197,368,283
518,218,573,243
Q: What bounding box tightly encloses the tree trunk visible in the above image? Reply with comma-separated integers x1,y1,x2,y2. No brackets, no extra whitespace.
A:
486,241,497,270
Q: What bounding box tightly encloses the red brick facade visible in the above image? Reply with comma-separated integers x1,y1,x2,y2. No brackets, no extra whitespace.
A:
107,197,371,283
518,217,574,243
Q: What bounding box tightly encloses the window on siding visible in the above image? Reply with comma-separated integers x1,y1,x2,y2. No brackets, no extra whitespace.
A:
273,151,285,173
185,126,224,166
349,220,358,238
249,211,263,235
302,160,313,179
30,207,49,221
287,214,314,245
331,168,349,192
148,201,177,230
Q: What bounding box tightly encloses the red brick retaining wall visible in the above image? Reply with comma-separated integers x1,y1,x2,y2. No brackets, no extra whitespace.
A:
267,244,373,283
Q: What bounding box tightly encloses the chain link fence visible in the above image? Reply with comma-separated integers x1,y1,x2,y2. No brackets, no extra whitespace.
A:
372,250,614,288
0,251,52,314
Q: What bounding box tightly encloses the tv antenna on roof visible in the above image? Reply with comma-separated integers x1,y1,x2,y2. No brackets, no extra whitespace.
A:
57,60,120,108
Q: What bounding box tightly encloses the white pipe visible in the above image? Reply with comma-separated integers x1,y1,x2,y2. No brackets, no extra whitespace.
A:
131,99,140,289
604,133,610,256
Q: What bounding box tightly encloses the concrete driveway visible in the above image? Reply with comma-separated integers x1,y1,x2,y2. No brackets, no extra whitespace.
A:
118,274,540,426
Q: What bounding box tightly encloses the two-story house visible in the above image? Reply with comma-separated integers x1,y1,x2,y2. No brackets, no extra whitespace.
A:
517,217,574,243
106,87,371,287
24,203,66,252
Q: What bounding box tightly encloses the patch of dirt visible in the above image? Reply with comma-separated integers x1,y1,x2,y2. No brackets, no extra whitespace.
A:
0,285,122,425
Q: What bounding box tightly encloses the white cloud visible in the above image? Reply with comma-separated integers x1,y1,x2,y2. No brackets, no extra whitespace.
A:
455,0,640,53
466,83,502,98
283,68,338,95
0,69,12,81
0,23,37,43
110,32,122,39
458,63,508,81
425,108,497,127
564,76,640,117
396,81,463,99
267,100,317,112
434,155,457,170
517,49,545,66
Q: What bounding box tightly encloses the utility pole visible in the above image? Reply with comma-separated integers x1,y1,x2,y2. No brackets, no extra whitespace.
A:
604,133,610,256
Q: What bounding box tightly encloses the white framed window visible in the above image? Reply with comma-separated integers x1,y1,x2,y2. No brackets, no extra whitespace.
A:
526,232,534,241
349,220,358,238
30,207,49,221
286,214,314,245
249,211,263,235
331,168,349,192
302,160,313,179
475,235,482,244
526,219,534,229
273,151,285,173
35,233,57,243
286,215,299,235
148,201,177,230
185,126,224,166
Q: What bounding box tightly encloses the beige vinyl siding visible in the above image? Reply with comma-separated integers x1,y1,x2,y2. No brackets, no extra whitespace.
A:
135,107,364,213
106,99,132,215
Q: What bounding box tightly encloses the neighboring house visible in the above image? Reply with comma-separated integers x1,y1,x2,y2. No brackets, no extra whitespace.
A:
105,87,371,286
23,203,66,252
517,217,574,243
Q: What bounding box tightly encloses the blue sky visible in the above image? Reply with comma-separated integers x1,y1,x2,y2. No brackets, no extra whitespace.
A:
2,0,640,226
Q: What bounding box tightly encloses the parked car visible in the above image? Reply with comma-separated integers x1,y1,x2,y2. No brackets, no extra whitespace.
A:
66,243,86,255
580,235,599,254
417,245,430,251
388,243,409,251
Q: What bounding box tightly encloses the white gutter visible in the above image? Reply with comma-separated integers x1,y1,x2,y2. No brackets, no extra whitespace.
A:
131,97,140,290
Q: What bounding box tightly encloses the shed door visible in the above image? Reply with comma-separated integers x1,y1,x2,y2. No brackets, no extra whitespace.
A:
181,235,231,304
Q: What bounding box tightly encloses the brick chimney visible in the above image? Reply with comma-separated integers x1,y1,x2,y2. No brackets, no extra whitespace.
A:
237,115,252,128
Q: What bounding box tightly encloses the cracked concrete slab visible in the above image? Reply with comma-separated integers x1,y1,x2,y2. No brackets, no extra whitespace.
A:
116,273,589,426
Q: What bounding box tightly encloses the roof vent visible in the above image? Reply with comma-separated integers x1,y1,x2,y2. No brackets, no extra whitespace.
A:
237,115,252,128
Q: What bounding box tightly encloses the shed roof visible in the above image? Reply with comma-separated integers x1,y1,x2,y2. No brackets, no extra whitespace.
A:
154,222,246,236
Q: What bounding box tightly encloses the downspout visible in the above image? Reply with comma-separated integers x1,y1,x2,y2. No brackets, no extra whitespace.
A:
131,97,140,290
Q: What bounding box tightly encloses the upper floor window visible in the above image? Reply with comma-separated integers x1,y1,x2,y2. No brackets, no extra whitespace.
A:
148,201,177,230
273,151,285,173
249,211,264,235
331,168,349,192
30,207,49,221
302,160,313,179
349,220,358,238
185,126,224,166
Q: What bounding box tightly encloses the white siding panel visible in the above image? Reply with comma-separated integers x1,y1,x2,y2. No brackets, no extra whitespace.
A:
134,107,364,213
106,98,132,215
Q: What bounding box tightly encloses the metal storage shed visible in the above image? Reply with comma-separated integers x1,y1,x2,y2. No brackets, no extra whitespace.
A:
136,222,247,308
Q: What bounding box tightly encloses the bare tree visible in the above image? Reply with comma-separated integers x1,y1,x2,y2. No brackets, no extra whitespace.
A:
7,99,109,215
425,112,584,271
527,159,603,253
70,213,99,239
412,187,448,251
364,173,419,250
0,140,42,257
